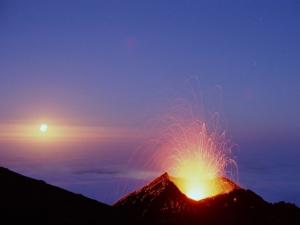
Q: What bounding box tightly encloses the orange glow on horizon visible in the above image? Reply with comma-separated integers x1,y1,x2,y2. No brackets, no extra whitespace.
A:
0,120,139,144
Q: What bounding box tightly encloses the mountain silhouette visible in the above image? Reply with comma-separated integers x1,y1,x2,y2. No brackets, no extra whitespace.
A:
114,172,300,225
0,167,116,225
1,167,299,225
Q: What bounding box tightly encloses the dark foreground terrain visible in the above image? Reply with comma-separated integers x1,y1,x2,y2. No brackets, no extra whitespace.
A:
0,167,115,225
115,173,300,225
0,167,299,225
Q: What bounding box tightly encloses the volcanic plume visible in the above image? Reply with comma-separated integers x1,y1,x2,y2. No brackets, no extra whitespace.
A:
156,118,237,201
114,119,300,224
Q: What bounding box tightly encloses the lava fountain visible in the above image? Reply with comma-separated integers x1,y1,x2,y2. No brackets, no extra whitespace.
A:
164,120,237,200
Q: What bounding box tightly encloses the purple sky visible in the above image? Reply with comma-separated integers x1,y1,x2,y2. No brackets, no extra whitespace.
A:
0,0,299,205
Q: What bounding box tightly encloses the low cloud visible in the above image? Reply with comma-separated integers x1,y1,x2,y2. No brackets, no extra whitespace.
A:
73,168,121,176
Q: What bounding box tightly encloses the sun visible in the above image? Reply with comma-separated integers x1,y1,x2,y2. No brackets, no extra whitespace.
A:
39,123,48,133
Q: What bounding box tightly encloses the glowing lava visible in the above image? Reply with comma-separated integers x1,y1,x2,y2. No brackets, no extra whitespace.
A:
170,156,224,200
166,122,237,201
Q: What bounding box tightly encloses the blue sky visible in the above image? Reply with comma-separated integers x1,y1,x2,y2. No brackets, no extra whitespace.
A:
0,0,299,204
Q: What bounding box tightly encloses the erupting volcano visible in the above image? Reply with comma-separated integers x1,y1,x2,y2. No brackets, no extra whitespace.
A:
113,118,300,225
1,116,299,225
160,120,237,201
114,172,299,225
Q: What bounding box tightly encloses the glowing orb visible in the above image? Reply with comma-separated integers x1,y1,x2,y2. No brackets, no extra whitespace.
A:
39,123,48,133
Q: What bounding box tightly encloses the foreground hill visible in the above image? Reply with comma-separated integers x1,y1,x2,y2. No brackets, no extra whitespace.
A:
1,166,299,225
114,173,300,225
0,167,115,225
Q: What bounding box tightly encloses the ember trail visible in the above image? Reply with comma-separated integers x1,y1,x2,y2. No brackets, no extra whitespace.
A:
165,120,237,200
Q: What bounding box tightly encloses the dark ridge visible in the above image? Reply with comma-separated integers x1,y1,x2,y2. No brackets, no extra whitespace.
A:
0,167,116,225
1,167,299,225
114,172,300,225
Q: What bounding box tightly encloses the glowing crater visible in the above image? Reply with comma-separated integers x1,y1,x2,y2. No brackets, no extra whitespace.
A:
171,176,237,201
166,122,237,201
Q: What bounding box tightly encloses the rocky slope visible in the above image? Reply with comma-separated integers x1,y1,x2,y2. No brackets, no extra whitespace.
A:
0,167,115,225
114,173,300,225
1,166,299,225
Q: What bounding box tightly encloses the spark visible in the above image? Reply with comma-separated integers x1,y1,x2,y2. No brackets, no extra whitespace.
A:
164,120,237,200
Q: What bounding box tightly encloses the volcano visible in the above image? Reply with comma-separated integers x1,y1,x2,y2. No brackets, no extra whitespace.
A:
0,167,299,225
114,173,300,225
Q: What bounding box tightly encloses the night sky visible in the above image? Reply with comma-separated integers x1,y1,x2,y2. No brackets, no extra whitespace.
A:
0,0,299,205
